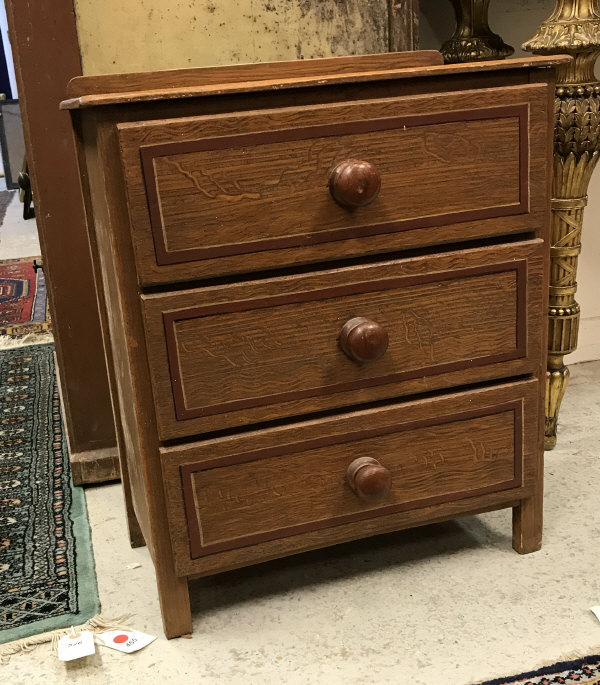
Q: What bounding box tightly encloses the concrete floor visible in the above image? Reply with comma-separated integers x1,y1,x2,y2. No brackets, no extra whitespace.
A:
0,191,40,259
2,190,600,683
2,360,599,684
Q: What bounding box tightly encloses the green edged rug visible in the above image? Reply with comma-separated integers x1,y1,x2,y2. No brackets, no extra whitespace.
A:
0,343,99,644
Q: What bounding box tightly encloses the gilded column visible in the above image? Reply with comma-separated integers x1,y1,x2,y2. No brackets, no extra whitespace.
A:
441,0,514,63
523,0,600,449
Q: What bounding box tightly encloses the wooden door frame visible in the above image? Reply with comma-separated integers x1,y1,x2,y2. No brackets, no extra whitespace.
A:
4,0,119,484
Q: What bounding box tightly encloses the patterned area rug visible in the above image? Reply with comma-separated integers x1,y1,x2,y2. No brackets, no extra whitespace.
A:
0,257,51,337
0,344,98,644
476,655,600,684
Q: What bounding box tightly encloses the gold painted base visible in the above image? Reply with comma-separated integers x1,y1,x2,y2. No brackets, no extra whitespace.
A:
545,364,570,451
524,0,600,451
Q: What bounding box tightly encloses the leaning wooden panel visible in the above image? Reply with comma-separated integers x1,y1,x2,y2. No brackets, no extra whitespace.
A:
5,0,117,480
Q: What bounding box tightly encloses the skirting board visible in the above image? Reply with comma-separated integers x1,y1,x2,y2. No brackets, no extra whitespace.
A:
70,446,120,486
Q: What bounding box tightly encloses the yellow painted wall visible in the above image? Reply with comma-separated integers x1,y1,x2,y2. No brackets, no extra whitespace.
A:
74,0,389,75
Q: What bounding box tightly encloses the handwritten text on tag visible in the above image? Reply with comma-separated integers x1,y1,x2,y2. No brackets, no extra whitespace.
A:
57,629,95,661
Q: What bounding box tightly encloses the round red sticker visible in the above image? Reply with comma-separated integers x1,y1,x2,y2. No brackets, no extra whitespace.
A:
113,634,129,644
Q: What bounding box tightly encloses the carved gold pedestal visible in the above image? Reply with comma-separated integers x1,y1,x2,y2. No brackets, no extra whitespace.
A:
524,0,600,449
441,0,514,63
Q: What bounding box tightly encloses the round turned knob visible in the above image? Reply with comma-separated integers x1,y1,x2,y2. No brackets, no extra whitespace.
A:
347,457,392,504
339,317,389,363
329,159,381,208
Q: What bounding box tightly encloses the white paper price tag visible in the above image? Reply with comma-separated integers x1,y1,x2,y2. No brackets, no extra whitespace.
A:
590,606,600,622
96,629,156,653
57,630,96,661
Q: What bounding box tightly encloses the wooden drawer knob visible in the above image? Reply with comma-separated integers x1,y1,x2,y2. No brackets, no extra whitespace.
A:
339,317,389,363
347,457,392,504
329,159,381,208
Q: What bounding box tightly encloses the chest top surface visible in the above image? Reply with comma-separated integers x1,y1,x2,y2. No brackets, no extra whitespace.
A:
61,51,570,110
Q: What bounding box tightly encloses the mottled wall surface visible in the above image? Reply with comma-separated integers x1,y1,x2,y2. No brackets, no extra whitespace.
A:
74,0,390,75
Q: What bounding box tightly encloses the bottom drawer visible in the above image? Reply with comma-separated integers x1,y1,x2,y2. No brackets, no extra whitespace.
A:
162,379,540,576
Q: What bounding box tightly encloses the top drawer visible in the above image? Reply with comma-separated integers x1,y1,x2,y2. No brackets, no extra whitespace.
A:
118,84,551,285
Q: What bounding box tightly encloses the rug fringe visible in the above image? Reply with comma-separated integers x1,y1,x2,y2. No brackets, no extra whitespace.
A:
0,614,133,664
0,332,53,349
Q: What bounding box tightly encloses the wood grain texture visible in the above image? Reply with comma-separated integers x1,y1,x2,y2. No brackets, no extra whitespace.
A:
4,0,116,463
64,65,548,287
512,67,556,557
66,51,441,98
61,55,570,109
71,113,145,548
185,490,526,580
119,83,547,285
135,108,524,266
73,112,191,638
142,240,543,439
69,57,555,636
70,447,120,486
186,408,519,555
162,379,538,576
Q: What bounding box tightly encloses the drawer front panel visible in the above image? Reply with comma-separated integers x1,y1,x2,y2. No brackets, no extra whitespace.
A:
143,240,545,439
119,84,550,284
141,112,522,256
162,380,538,571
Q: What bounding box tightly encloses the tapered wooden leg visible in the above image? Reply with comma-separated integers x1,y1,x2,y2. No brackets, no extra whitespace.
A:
156,568,192,639
119,451,146,549
512,491,543,555
112,396,145,547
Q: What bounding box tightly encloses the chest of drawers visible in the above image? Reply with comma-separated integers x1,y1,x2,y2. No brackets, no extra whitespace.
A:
63,51,565,638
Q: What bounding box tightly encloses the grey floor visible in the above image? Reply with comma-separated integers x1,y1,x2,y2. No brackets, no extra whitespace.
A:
2,197,600,683
0,190,40,259
3,362,599,684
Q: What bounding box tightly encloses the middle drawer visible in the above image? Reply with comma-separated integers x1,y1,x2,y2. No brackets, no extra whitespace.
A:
142,239,545,440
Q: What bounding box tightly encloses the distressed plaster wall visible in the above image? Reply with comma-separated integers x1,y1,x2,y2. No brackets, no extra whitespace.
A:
74,0,390,74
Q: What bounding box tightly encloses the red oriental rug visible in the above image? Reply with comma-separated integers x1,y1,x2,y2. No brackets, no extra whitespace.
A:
0,257,51,337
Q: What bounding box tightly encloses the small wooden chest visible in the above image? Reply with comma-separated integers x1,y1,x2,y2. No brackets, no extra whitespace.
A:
63,50,565,637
